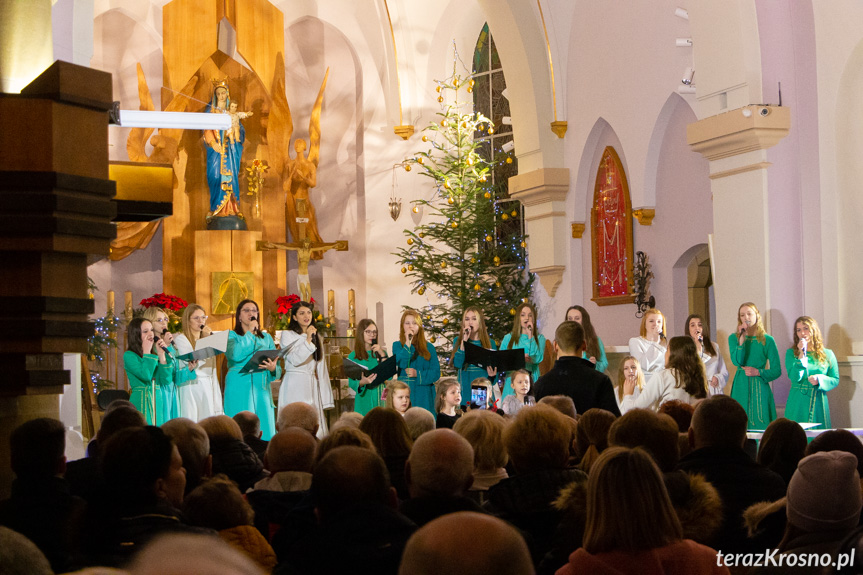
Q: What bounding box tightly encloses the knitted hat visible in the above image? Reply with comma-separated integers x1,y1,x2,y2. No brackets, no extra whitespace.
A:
786,451,862,532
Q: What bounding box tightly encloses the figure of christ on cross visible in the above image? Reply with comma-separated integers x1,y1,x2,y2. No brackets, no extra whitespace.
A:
257,199,347,302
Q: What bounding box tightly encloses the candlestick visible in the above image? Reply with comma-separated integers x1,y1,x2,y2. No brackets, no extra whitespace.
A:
347,289,356,337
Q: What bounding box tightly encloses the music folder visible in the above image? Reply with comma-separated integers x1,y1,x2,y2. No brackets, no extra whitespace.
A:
176,330,229,362
342,355,398,387
463,341,526,372
238,346,291,375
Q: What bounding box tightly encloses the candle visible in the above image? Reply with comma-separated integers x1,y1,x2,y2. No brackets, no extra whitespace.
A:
328,289,335,326
124,291,133,322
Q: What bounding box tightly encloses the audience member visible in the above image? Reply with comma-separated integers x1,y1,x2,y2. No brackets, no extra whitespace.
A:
403,407,435,441
486,404,587,565
757,417,807,485
453,410,509,501
246,428,317,539
233,411,268,460
658,399,695,433
330,410,363,431
276,402,319,436
574,408,616,473
0,525,53,575
277,446,417,575
538,395,578,419
400,429,483,526
127,533,263,575
183,476,277,571
315,427,377,465
161,417,211,494
677,395,785,554
751,451,863,575
398,511,532,575
533,321,620,416
359,407,414,499
199,415,265,492
89,425,214,566
0,417,86,573
805,429,863,475
557,447,729,575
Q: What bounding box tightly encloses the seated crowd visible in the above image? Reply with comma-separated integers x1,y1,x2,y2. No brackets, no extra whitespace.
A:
3,325,863,574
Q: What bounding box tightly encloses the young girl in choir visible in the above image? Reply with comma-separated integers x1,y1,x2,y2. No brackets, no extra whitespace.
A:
124,317,172,425
500,369,534,417
621,336,707,413
566,305,608,374
614,356,645,410
729,302,780,429
280,301,335,437
451,306,498,405
142,306,190,424
224,299,280,440
434,377,463,429
173,304,220,421
393,309,440,413
784,316,839,429
348,318,389,416
684,314,727,396
386,380,411,416
500,302,545,400
628,308,668,383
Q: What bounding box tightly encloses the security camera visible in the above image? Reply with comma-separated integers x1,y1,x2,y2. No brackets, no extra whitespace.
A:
759,107,770,117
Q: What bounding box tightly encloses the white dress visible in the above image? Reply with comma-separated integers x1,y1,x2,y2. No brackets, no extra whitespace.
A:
278,330,335,438
173,333,223,420
699,341,728,396
620,368,700,413
628,336,668,382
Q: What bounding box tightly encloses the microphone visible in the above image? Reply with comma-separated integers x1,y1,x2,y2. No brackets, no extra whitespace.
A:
154,335,172,359
372,338,384,360
406,332,413,346
801,338,808,355
249,315,258,323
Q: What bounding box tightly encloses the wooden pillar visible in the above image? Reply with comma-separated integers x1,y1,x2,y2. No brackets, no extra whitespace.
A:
0,61,115,497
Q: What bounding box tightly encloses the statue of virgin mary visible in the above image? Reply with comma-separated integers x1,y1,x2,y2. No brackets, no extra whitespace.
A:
203,79,246,229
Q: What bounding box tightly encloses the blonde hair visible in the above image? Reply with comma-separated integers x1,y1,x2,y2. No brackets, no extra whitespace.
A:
737,302,767,345
575,408,617,474
504,404,571,471
399,309,431,360
182,304,206,344
450,306,492,365
453,410,509,471
792,316,827,366
434,377,462,414
638,308,667,342
583,447,683,554
385,380,411,410
199,415,243,442
142,306,169,335
616,355,645,402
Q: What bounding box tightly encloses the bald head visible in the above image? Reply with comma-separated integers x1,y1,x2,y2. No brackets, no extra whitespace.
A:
277,402,319,436
232,411,261,438
406,429,474,498
399,512,532,575
266,428,317,473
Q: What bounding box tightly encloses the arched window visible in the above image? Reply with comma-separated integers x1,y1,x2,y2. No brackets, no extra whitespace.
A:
591,147,635,304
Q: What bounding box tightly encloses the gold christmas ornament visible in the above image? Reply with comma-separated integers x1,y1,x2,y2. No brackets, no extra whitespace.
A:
469,79,475,87
436,85,441,93
470,257,476,263
484,191,491,198
440,261,447,268
444,180,451,189
401,267,407,274
450,222,458,229
419,232,425,238
511,210,518,217
408,265,414,271
506,157,513,164
495,281,501,287
467,86,473,93
488,127,495,134
502,214,509,221
521,241,526,248
522,297,529,303
447,197,454,205
425,315,431,320
422,135,428,142
494,256,501,264
485,235,492,242
510,308,516,316
412,205,420,213
473,283,481,291
407,238,414,245
467,157,474,166
418,157,424,165
418,286,425,295
440,119,447,127
443,318,449,325
430,335,437,343
326,323,331,328
457,291,463,297
480,176,488,183
454,78,460,88
404,164,411,172
461,121,467,128
437,96,444,103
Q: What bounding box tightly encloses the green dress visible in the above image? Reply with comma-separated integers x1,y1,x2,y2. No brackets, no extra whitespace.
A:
728,334,781,429
582,336,609,374
124,350,172,425
348,351,385,416
784,348,839,429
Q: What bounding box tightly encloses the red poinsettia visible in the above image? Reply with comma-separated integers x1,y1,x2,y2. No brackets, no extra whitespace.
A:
139,293,188,312
275,294,316,314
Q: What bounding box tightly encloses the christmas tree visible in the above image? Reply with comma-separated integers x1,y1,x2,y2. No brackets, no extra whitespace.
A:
394,65,534,368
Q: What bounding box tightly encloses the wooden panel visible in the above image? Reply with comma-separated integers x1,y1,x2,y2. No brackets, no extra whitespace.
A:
235,0,284,98
193,229,262,332
163,0,218,93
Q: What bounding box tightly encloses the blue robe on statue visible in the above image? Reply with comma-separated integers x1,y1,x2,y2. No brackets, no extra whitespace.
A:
204,100,244,215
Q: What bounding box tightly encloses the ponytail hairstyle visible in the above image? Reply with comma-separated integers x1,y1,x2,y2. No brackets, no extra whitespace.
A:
567,305,601,360
683,314,716,358
507,302,539,349
450,306,492,365
399,309,431,361
289,301,322,361
792,316,827,366
575,408,617,474
666,336,707,399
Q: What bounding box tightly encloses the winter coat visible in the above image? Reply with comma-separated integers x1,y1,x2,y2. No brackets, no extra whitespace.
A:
210,437,266,492
220,524,277,571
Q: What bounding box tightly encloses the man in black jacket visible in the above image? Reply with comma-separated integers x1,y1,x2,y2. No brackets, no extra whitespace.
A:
533,321,620,416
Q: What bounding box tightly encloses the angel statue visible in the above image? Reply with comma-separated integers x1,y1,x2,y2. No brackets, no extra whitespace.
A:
269,62,329,257
203,79,246,228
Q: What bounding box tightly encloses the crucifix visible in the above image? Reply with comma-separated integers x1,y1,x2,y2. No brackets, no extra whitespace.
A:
256,199,348,302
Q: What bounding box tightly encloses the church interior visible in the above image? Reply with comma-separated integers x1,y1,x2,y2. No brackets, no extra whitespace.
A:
2,0,863,501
